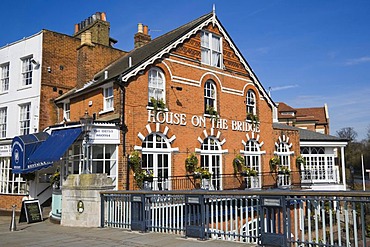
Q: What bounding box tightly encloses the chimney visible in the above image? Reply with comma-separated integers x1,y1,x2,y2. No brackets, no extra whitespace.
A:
74,12,112,47
134,23,151,48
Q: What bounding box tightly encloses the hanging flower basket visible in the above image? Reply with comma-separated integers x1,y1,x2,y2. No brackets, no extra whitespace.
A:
269,156,280,171
185,153,198,174
296,155,306,167
233,154,245,174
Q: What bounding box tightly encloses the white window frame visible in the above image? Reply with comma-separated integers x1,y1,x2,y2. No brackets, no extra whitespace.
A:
19,103,31,135
63,102,70,121
301,147,336,182
241,139,265,188
0,157,28,194
21,56,33,86
148,67,165,104
0,62,9,93
0,107,7,138
246,90,256,115
201,31,223,68
204,80,217,114
103,85,114,112
141,133,172,191
200,136,223,190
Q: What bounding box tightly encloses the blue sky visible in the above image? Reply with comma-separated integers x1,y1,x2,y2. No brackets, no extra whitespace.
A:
2,0,370,140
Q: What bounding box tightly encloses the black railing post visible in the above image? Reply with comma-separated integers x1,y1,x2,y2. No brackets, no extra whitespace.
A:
131,194,147,232
185,194,206,240
100,193,105,228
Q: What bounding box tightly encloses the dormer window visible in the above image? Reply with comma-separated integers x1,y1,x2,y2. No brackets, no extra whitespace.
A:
201,31,222,68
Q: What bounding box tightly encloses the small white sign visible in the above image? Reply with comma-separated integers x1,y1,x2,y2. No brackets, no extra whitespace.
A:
89,128,119,144
0,145,11,157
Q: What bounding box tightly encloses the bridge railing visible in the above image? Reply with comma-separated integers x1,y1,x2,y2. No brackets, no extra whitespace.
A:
100,190,370,247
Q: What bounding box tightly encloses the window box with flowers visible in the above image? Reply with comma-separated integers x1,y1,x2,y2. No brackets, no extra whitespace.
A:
193,167,212,179
205,105,218,117
149,97,166,112
240,166,257,177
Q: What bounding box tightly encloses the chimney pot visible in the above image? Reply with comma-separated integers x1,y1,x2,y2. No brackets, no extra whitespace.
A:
143,25,149,35
137,23,143,33
101,12,106,21
74,24,79,34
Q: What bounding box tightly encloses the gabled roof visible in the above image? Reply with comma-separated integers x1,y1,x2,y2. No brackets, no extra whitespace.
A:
70,11,275,108
278,102,296,113
296,107,327,124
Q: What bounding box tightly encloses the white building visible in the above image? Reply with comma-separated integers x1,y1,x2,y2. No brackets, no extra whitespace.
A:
0,32,43,196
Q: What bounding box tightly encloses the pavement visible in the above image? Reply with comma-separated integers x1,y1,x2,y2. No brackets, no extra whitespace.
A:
0,215,256,247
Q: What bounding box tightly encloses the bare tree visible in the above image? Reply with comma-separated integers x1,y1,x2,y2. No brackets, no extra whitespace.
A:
336,127,358,142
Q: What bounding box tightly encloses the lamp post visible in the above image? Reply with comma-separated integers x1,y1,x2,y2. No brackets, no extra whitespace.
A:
80,111,93,174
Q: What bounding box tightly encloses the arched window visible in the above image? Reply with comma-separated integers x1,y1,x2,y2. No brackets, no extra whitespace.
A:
242,139,264,188
200,137,222,190
204,80,217,115
148,67,165,104
246,90,256,115
277,142,290,169
141,133,171,190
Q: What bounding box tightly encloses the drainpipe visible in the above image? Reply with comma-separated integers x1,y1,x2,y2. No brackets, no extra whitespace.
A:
117,75,129,190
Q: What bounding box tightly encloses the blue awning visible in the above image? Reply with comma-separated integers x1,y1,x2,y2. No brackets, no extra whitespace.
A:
27,127,82,166
11,132,50,174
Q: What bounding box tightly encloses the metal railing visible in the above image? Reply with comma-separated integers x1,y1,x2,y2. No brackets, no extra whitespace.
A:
101,190,370,247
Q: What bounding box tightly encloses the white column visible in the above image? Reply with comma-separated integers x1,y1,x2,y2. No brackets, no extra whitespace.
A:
341,146,346,190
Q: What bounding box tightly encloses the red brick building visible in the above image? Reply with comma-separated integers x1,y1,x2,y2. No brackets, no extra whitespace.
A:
54,11,302,191
277,102,330,134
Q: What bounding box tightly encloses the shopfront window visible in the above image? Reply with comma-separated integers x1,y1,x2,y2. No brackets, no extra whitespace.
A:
0,157,28,194
64,143,118,187
91,144,117,184
141,133,171,190
200,136,222,190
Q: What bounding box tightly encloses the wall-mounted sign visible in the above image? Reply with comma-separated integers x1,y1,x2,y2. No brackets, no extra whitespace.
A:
147,110,260,133
0,145,11,157
89,128,120,144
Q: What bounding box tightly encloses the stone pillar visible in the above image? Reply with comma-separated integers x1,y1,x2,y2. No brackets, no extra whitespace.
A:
61,174,114,227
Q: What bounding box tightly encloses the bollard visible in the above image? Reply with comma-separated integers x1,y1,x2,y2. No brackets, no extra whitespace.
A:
9,205,17,231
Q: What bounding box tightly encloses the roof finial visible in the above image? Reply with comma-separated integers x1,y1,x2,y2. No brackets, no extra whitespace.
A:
213,4,216,15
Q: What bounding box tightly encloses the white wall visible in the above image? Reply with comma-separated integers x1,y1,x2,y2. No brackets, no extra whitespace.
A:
0,32,43,138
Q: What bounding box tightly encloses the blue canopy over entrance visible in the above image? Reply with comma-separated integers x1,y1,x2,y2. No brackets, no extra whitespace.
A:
28,127,82,166
11,127,82,174
11,132,50,174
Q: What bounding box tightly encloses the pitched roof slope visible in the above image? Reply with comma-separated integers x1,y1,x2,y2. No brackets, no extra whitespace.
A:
90,12,214,88
296,107,327,124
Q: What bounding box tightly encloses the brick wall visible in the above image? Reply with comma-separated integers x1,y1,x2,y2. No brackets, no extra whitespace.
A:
0,194,23,212
65,24,302,190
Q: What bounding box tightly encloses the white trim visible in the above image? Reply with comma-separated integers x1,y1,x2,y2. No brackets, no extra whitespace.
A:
300,141,347,147
119,15,274,107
